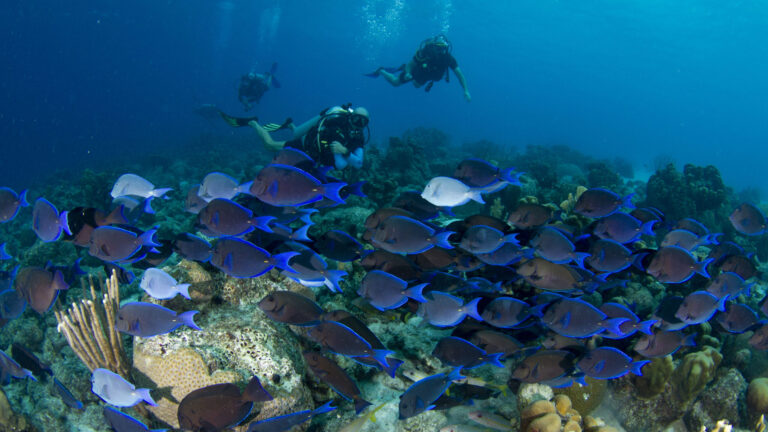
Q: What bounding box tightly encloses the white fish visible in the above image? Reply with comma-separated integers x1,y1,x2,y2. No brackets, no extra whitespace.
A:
110,174,172,200
468,411,515,431
421,176,484,207
91,368,156,407
140,268,191,300
197,172,252,202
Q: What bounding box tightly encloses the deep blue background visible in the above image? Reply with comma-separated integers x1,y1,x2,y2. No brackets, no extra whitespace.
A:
1,0,766,192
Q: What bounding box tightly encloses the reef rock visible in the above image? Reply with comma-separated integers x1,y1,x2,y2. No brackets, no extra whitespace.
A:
133,271,313,429
683,368,747,431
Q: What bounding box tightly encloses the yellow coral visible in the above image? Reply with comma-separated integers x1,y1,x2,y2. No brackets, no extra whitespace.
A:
555,394,572,416
489,197,505,220
526,413,561,432
633,356,674,398
673,346,723,401
134,347,241,428
748,379,768,425
554,377,606,415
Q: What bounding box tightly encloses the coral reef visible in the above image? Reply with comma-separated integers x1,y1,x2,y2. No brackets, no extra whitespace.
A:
632,356,675,399
673,347,724,401
645,163,728,223
748,378,768,425
683,368,747,431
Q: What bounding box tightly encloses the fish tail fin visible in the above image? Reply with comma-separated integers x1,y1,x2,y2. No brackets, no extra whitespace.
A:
176,283,192,300
530,303,548,318
313,400,337,415
464,297,483,321
136,388,157,406
291,224,312,242
488,352,505,368
636,319,658,335
244,376,273,402
433,231,455,249
107,205,129,225
631,252,649,271
178,310,201,331
59,210,72,236
574,374,588,386
382,357,404,378
603,317,629,336
503,233,520,246
468,189,485,204
706,232,723,245
695,258,714,278
273,251,300,273
348,181,367,198
237,181,254,196
138,228,161,248
405,283,428,303
52,270,70,291
630,360,651,376
299,210,317,225
371,349,394,370
447,367,465,382
324,270,347,293
18,190,29,207
682,333,697,347
716,294,729,312
573,252,590,269
640,220,656,236
622,193,636,209
152,188,173,199
322,182,347,204
253,215,276,233
354,398,373,415
0,243,10,260
500,168,523,185
143,197,156,214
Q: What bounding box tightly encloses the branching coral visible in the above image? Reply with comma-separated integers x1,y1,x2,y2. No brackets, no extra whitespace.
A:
54,272,129,377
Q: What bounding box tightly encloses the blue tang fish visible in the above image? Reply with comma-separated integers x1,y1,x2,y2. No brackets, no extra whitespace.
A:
103,406,168,432
88,226,161,263
250,164,345,207
140,268,191,300
32,198,71,243
198,172,252,202
729,202,767,236
115,302,201,338
0,187,28,223
371,215,454,254
246,401,336,432
577,347,649,379
432,336,504,369
211,237,297,278
54,378,84,410
0,349,36,384
574,188,634,218
91,368,156,407
418,292,483,327
357,270,427,311
399,368,463,419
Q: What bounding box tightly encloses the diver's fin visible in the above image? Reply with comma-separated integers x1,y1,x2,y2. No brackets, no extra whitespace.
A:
269,63,281,88
262,117,293,132
220,112,258,127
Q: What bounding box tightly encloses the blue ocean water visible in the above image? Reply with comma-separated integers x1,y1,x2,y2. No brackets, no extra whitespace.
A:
2,0,767,192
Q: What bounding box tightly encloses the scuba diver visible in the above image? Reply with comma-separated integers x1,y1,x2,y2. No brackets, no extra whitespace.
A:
366,34,470,102
238,63,281,111
250,105,370,171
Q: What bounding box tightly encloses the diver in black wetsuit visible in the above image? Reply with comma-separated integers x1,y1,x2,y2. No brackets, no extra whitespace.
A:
367,35,471,102
238,63,281,111
250,105,370,171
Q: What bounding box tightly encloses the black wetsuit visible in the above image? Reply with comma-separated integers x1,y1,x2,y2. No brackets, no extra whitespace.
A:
238,75,269,105
406,44,458,86
285,115,365,167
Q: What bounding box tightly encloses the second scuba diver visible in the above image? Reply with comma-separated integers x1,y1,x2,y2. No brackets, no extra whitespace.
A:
367,34,470,102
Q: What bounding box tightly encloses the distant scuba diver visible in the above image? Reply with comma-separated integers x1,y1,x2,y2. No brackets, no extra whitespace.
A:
238,62,281,111
366,34,470,102
221,104,369,171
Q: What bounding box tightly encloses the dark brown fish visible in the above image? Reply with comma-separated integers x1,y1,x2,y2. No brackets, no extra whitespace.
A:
303,351,371,414
360,250,421,281
177,376,272,431
718,254,758,280
64,206,128,247
507,203,555,230
11,343,52,378
258,291,324,326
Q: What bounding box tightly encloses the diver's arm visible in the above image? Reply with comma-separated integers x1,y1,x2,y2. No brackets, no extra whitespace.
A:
453,66,471,102
249,121,285,151
292,115,322,138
